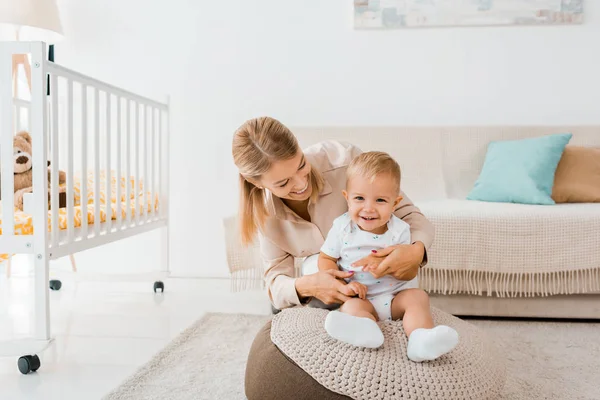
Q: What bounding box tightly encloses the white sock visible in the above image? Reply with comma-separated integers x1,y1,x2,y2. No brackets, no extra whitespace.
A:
406,325,459,362
324,311,384,349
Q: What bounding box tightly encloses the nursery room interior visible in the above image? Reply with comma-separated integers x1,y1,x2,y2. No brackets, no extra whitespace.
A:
0,0,598,399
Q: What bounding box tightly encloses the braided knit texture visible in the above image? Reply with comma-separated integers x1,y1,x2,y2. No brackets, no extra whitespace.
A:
271,307,506,400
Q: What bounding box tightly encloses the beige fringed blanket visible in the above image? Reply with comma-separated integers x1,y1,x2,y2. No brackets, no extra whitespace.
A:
225,200,600,297
223,215,264,292
418,200,600,297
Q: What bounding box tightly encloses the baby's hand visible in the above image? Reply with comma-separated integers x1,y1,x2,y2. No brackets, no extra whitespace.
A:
346,281,367,300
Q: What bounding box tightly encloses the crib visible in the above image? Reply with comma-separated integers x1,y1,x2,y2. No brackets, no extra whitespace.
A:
0,42,170,375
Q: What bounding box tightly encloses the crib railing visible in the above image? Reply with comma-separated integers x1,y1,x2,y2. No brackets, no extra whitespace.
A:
0,41,170,260
44,61,169,259
0,41,170,343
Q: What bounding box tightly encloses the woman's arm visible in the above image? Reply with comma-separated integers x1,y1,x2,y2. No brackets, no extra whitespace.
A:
259,233,304,310
393,190,435,257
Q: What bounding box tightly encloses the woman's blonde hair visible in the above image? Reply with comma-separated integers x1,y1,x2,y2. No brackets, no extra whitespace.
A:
232,116,323,245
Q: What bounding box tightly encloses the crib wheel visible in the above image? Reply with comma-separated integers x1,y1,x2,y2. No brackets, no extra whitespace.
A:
18,355,41,374
49,280,62,291
153,281,164,293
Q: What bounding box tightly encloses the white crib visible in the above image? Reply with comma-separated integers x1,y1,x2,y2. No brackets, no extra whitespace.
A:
0,42,170,375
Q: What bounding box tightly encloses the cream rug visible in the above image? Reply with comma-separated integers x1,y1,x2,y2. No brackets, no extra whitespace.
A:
103,312,600,400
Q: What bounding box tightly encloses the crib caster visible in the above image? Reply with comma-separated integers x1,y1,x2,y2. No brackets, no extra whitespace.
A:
49,280,62,291
153,281,164,293
18,355,41,375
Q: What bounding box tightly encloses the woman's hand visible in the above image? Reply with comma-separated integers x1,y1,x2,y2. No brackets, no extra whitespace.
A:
351,242,425,280
295,270,356,305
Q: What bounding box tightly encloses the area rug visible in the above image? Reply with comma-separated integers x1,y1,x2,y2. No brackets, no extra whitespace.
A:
103,312,600,400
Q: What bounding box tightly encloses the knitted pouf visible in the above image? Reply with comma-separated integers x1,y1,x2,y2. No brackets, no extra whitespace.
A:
264,306,506,400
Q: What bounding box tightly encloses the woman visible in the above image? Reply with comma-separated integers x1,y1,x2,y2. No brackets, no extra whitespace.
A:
232,116,435,311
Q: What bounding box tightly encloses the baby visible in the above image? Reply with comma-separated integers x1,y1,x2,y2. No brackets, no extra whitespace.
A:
318,151,459,362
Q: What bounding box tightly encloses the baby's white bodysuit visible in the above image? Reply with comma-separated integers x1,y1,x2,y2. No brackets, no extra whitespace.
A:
320,213,418,321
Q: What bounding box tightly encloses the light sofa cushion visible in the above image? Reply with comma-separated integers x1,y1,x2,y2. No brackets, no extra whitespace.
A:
440,127,600,199
552,146,600,203
466,133,572,205
267,307,506,400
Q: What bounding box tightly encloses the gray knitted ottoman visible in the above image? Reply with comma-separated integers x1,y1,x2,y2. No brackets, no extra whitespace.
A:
245,306,506,400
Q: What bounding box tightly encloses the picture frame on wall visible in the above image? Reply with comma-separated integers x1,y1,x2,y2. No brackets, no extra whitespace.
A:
354,0,584,29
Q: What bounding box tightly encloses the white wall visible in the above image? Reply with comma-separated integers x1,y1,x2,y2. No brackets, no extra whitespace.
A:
48,0,600,278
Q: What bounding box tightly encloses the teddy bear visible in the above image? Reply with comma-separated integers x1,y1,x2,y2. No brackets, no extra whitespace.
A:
3,131,67,211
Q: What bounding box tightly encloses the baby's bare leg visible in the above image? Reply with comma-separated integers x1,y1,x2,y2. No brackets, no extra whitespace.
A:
391,288,433,337
340,298,378,321
325,298,384,348
392,289,458,362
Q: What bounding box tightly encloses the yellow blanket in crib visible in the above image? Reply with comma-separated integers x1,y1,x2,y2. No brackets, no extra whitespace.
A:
0,171,159,262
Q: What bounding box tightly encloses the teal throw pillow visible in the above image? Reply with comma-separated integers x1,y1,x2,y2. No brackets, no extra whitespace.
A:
466,133,573,205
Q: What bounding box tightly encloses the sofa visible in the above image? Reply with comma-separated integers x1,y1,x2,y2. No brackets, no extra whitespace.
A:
224,126,600,319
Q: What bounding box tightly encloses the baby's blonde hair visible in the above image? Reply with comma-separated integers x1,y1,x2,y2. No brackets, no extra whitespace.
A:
346,151,401,193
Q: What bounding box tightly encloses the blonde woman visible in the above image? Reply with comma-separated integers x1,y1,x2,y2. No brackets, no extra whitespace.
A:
232,116,434,312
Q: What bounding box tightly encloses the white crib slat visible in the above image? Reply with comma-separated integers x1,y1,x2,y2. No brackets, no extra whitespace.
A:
81,84,88,239
161,98,170,222
116,96,122,230
166,101,170,221
126,99,132,225
159,98,170,275
157,109,162,220
143,105,148,222
15,104,21,131
135,102,140,225
51,73,59,247
105,93,112,233
151,107,155,220
0,49,14,235
20,105,26,131
94,88,100,236
148,107,152,222
67,78,75,243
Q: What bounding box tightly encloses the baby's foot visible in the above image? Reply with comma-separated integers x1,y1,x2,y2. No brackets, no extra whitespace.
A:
407,325,459,362
324,311,384,349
